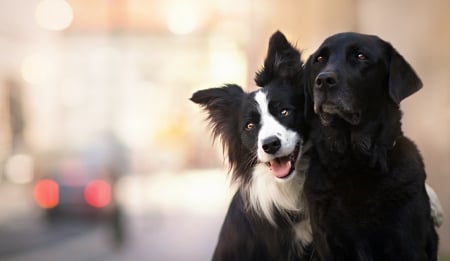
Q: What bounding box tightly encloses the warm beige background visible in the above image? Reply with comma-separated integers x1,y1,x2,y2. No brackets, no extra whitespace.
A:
0,0,448,258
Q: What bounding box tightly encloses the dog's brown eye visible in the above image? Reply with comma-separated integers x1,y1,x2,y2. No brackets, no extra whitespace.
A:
280,109,290,117
357,53,367,60
316,56,325,62
245,122,255,131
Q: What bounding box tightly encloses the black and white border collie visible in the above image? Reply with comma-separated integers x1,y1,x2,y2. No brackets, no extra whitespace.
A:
191,31,313,260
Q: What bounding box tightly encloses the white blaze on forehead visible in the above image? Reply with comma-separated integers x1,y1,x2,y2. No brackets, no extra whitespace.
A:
254,90,270,119
254,90,299,162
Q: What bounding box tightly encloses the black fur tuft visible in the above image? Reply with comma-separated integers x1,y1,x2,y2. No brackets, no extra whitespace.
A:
255,31,303,87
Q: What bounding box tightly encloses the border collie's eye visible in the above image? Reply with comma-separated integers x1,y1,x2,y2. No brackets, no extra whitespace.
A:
245,122,255,131
280,109,290,117
357,53,367,61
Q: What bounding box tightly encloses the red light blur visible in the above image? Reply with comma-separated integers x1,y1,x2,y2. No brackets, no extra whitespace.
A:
33,179,59,208
84,179,111,208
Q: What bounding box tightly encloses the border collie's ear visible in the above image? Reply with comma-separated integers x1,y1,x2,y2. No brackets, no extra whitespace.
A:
190,84,244,109
190,84,244,138
255,31,303,87
388,45,423,104
191,84,248,180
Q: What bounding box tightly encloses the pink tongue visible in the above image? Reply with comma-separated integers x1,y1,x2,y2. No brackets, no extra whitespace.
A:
269,160,291,178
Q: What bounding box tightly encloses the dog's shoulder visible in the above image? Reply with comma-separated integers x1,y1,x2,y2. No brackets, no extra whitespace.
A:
212,192,255,261
388,136,426,182
212,190,299,261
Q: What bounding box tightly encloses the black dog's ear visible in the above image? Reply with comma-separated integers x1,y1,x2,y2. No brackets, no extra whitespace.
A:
190,84,244,139
255,31,303,87
388,46,423,104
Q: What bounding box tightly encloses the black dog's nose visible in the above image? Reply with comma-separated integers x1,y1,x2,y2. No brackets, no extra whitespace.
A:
262,136,281,154
315,72,337,88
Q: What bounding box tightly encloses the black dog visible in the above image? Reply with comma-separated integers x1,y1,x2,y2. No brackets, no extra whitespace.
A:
303,32,438,260
192,32,313,260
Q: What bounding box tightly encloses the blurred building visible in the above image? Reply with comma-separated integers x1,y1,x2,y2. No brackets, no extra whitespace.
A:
0,0,448,255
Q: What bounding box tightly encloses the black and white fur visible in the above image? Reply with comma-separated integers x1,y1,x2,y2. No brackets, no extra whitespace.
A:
191,31,313,260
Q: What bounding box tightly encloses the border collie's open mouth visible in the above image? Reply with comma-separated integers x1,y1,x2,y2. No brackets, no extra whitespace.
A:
265,143,300,179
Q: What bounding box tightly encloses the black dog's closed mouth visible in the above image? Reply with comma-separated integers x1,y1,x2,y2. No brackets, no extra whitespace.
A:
320,104,361,125
265,143,300,179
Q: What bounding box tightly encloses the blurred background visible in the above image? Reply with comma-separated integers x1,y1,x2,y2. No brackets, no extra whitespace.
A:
0,0,448,260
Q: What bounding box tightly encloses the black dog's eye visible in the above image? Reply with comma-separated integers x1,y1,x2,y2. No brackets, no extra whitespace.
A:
280,109,290,117
316,55,326,63
357,53,368,61
245,122,256,131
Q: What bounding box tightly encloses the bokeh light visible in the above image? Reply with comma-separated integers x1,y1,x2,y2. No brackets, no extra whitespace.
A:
4,154,34,184
35,0,73,31
33,179,59,209
84,180,112,208
166,3,199,35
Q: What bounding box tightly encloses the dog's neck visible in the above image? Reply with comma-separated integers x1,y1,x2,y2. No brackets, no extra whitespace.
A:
312,106,403,172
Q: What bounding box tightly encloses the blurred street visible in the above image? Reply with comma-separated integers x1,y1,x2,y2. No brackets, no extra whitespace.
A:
0,0,449,259
0,169,231,261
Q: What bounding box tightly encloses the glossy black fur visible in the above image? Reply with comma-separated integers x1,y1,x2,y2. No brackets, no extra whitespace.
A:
191,31,312,260
303,32,438,260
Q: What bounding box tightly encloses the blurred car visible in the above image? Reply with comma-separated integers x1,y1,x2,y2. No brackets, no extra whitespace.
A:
33,156,115,221
32,134,128,244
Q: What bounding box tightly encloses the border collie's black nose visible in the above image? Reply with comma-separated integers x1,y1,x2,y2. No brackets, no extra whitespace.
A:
262,136,281,154
315,71,337,89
